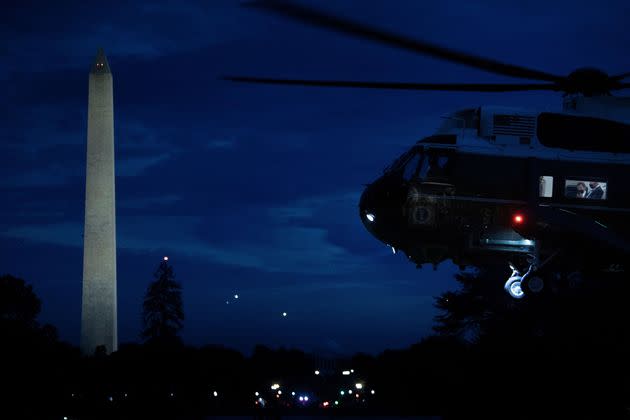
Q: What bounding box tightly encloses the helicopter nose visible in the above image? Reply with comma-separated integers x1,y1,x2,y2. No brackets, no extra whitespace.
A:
359,175,406,241
359,184,377,224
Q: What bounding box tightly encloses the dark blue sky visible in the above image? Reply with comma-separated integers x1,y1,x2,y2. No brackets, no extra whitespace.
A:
3,0,630,355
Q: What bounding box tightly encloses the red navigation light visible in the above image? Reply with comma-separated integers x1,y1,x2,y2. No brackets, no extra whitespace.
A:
513,214,524,224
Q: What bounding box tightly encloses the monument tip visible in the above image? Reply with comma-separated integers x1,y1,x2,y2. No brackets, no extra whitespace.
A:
91,48,111,74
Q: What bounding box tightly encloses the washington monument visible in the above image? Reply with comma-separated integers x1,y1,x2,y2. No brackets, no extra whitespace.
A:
81,49,117,355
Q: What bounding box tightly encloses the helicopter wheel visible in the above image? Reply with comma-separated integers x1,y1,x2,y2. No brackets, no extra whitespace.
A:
504,275,525,299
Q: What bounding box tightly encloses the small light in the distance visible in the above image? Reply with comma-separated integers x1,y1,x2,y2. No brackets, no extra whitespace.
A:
366,213,375,222
371,389,375,394
255,392,259,396
213,391,218,397
163,256,169,261
355,383,363,389
234,294,239,299
314,370,320,375
342,370,350,376
282,312,287,317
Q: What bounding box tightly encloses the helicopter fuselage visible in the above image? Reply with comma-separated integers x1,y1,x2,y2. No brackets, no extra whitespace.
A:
359,106,630,273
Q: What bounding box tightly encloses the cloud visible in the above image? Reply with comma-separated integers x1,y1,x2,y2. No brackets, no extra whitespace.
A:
1,214,366,276
119,194,182,210
116,153,171,177
205,139,235,150
268,191,361,223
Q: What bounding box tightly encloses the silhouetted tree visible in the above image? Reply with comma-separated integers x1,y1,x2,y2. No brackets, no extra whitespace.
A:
431,264,630,416
141,259,184,345
0,274,42,326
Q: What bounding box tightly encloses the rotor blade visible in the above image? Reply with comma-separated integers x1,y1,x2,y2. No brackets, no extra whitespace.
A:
224,76,558,92
611,72,630,81
246,1,564,83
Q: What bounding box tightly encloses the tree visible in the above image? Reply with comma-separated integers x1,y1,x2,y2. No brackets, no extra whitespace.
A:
0,274,42,326
141,258,184,344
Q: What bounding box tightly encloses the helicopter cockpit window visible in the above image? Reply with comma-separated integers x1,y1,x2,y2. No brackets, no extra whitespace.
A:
564,179,607,200
539,176,553,198
417,148,451,182
403,153,421,181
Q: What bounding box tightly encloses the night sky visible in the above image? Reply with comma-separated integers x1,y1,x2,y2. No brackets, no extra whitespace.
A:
3,0,630,355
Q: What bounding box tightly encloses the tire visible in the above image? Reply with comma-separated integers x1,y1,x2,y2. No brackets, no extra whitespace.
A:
504,276,525,299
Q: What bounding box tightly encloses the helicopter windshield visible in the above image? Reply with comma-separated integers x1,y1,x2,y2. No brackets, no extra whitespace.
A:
386,146,452,182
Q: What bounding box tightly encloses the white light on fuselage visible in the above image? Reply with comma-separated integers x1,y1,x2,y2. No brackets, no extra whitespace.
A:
366,213,375,222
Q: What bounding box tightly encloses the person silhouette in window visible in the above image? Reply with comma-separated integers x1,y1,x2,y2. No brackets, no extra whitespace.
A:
586,181,604,199
576,182,587,199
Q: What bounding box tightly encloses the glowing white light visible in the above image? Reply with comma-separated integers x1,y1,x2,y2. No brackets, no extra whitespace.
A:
314,370,320,375
108,396,113,402
213,391,218,397
355,383,363,389
335,400,339,405
304,396,309,402
277,390,282,395
350,369,354,373
340,390,345,395
391,246,396,254
299,396,304,402
64,417,68,420
271,384,280,390
255,392,259,396
234,294,239,299
291,391,295,396
342,370,350,375
282,312,287,317
371,390,375,395
163,256,169,261
348,389,353,394
226,301,229,304
366,213,375,222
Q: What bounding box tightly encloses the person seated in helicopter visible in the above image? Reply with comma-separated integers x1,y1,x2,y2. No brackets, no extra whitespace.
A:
576,182,587,199
586,181,604,199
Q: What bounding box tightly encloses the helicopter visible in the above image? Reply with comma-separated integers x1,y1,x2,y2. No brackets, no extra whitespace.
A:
225,1,630,299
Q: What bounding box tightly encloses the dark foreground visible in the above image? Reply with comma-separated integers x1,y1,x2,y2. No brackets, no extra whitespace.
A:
4,269,630,419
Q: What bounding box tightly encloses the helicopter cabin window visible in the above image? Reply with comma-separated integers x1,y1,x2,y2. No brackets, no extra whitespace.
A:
539,176,553,198
564,179,607,200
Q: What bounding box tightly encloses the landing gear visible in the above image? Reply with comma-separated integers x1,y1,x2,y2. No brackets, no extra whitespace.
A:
504,264,528,299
